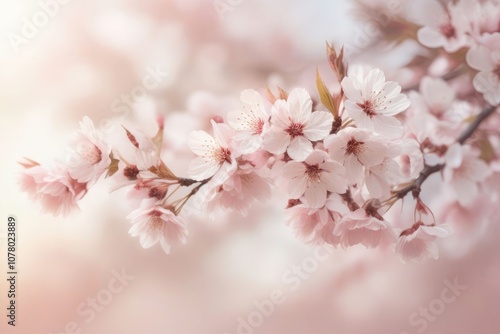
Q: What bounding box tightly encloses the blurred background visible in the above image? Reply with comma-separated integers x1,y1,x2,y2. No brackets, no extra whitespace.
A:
1,0,500,333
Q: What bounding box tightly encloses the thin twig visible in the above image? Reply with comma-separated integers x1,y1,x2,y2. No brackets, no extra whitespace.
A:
394,105,497,200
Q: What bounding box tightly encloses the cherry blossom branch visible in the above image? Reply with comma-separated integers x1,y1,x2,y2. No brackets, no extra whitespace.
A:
393,105,497,201
394,164,443,200
457,105,497,144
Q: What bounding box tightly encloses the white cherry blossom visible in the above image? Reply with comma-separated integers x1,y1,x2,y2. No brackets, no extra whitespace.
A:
443,144,492,206
467,43,500,106
282,150,347,208
396,222,452,263
227,89,270,154
341,68,410,138
324,128,389,184
263,88,333,161
127,199,188,254
67,116,111,185
187,120,237,181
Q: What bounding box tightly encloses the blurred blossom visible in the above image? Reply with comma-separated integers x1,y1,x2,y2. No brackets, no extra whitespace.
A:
3,1,500,334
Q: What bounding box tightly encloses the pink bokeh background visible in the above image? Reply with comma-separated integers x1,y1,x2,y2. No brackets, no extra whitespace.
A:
1,0,499,333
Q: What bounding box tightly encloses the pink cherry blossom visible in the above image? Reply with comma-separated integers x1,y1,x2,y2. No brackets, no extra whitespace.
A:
227,89,270,154
407,76,465,145
333,209,396,249
394,138,425,181
443,144,492,206
285,194,348,245
466,0,500,39
467,44,500,106
341,68,410,138
200,160,272,217
414,77,456,119
413,0,470,53
396,222,452,263
286,204,337,245
187,120,237,181
263,88,333,161
67,116,111,185
127,199,188,254
365,157,402,199
19,162,87,217
282,150,347,208
324,128,388,184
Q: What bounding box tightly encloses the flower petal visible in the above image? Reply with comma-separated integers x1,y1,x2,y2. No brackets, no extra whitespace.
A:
303,111,333,141
287,88,313,123
188,157,220,181
304,181,327,208
283,161,306,179
287,136,313,161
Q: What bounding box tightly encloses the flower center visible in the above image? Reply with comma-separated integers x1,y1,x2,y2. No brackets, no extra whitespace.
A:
78,142,102,165
440,22,456,39
306,164,322,182
214,147,232,164
123,165,139,180
358,100,376,117
148,211,164,232
149,185,169,200
252,118,265,135
345,138,364,156
494,65,500,80
285,122,305,137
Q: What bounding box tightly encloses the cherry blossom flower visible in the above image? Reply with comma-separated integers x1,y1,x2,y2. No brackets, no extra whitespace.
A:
413,77,456,119
365,157,402,199
19,163,87,217
200,161,272,217
341,68,410,138
407,76,465,145
285,194,348,245
67,116,111,185
187,120,237,181
263,88,333,161
127,199,188,254
443,144,492,206
333,209,396,249
227,89,270,154
413,0,470,53
324,128,388,184
282,150,347,208
396,222,452,263
466,0,500,39
394,138,425,181
467,44,500,106
286,205,336,245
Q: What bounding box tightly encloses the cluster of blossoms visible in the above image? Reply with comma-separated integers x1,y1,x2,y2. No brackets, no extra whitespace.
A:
20,0,500,262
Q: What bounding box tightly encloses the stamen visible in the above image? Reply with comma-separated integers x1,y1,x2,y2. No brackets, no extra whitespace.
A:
285,122,305,137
